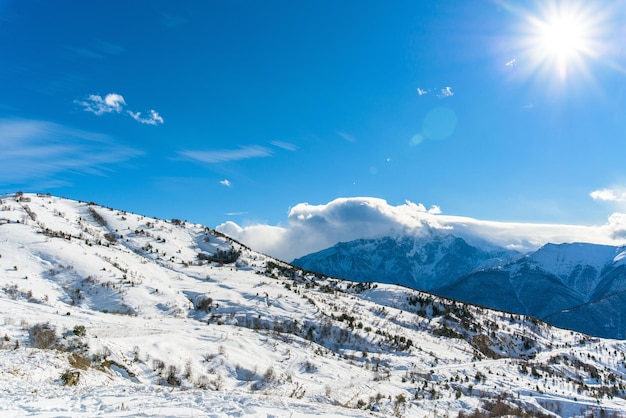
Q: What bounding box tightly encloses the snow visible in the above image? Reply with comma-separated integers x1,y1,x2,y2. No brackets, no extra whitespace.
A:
528,242,622,288
1,193,626,417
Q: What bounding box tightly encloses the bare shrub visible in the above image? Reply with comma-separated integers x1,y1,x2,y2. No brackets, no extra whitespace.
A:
68,353,91,370
29,323,57,349
73,325,86,337
152,359,165,371
61,370,80,386
103,233,117,244
166,365,181,386
195,296,213,312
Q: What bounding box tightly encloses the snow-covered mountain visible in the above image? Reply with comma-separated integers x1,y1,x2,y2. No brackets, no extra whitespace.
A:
2,192,626,417
437,243,626,339
293,235,626,340
292,233,519,290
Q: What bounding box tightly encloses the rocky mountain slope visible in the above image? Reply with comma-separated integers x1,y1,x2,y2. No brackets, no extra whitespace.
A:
438,243,626,339
292,233,519,290
1,192,626,417
293,235,626,340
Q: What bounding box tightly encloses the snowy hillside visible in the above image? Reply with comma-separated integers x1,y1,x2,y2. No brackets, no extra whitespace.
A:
294,234,626,340
1,192,626,417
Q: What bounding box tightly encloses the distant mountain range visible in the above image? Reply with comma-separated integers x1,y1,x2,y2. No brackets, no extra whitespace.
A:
293,233,626,339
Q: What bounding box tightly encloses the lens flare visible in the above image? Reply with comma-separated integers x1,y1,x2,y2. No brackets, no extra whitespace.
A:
504,0,612,87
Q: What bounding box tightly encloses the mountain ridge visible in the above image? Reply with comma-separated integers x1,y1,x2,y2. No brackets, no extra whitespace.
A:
293,232,520,290
293,234,626,339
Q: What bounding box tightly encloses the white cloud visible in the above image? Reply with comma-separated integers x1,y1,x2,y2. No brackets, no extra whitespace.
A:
428,205,442,215
607,212,626,239
271,140,298,151
439,86,454,98
590,188,626,202
128,109,164,125
505,58,517,67
416,86,454,99
77,93,163,125
216,196,626,262
77,93,126,115
220,179,232,187
337,131,356,143
0,118,142,185
180,146,273,164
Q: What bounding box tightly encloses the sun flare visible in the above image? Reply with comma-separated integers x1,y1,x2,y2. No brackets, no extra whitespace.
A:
516,1,606,83
540,16,586,58
535,11,591,79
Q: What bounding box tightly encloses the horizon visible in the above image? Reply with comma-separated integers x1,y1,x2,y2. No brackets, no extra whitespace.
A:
2,1,626,248
6,191,626,262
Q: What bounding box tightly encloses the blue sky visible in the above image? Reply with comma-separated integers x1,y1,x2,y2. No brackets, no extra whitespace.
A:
2,0,626,249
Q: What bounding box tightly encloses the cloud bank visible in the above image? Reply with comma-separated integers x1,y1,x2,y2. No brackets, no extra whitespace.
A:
77,93,164,125
216,197,626,262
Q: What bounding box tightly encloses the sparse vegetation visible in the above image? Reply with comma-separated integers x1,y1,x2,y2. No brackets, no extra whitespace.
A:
73,325,86,337
61,370,80,386
29,323,57,349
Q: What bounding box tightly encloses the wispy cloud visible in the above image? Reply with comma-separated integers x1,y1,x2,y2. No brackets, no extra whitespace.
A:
0,118,142,185
65,46,104,59
271,140,298,151
94,40,125,55
180,145,273,164
416,86,455,98
128,110,164,125
77,93,126,115
217,197,626,261
220,179,232,187
438,86,454,98
337,131,356,143
65,40,125,59
161,12,187,28
76,93,164,125
225,211,248,216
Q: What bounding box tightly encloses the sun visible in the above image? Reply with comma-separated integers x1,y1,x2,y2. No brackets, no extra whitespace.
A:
540,15,586,59
534,10,591,80
512,1,607,84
